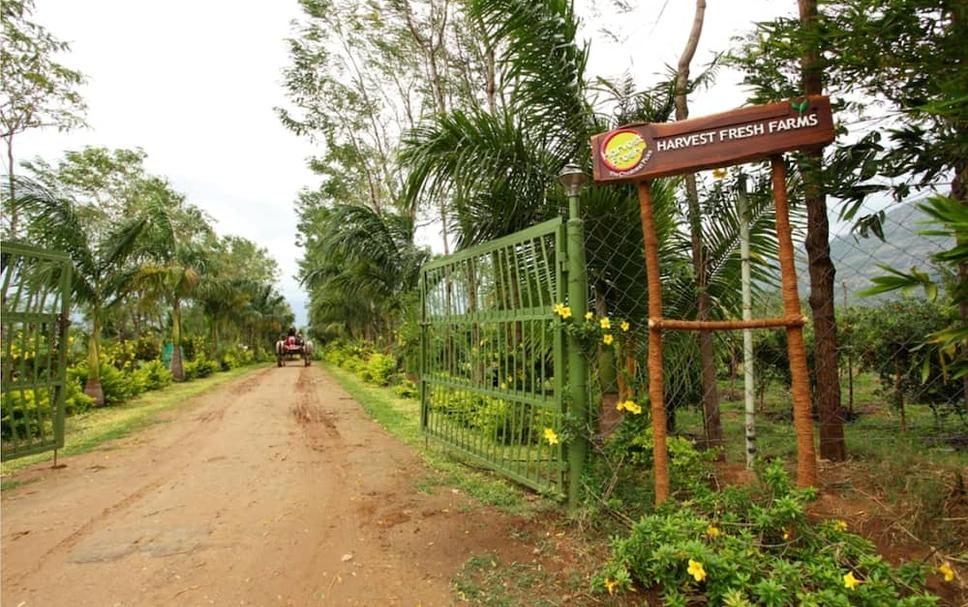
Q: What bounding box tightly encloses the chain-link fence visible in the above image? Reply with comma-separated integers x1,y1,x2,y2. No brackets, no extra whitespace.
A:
580,185,965,468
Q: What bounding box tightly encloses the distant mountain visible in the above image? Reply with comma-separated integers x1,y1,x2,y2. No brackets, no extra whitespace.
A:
797,202,952,303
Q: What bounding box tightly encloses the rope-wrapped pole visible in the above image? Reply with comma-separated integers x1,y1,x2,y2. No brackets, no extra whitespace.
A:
637,180,670,504
771,156,818,487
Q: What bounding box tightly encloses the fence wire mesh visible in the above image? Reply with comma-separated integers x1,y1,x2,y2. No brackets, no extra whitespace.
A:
581,188,965,465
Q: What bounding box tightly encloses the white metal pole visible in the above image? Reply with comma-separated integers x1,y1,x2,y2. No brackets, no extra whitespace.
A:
739,175,756,469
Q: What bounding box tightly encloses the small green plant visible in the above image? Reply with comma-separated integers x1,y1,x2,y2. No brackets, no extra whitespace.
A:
597,459,942,606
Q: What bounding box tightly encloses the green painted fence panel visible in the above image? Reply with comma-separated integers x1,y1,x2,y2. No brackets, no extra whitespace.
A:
1,242,73,460
419,218,569,496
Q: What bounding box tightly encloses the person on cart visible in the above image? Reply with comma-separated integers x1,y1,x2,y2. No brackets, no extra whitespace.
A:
284,327,298,350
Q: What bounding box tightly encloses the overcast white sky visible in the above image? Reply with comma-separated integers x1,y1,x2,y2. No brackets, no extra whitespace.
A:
9,0,794,326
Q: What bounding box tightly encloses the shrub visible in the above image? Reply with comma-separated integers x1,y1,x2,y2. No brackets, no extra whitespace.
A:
64,379,95,415
364,353,396,386
68,361,145,406
598,459,941,606
103,340,138,371
136,359,173,391
394,380,418,399
183,356,219,380
133,334,162,361
1,389,54,440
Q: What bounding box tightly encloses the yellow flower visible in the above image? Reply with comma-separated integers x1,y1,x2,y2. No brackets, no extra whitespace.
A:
782,530,791,541
553,303,564,316
559,306,572,319
687,559,706,582
706,525,720,538
599,317,611,330
604,578,618,595
616,400,642,415
939,562,955,583
832,520,848,532
543,428,559,445
584,311,594,320
602,334,614,345
620,320,630,332
500,382,508,390
843,571,861,590
712,167,727,179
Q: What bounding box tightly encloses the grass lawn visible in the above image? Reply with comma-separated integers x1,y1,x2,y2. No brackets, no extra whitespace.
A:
1,364,269,479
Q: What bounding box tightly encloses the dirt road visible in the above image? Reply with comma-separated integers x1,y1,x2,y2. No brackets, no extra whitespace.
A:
1,366,527,606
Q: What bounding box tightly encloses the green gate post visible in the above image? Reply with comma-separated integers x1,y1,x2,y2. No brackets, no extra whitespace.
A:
560,164,589,510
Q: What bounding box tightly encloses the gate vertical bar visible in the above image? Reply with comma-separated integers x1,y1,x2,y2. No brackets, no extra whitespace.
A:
565,190,588,510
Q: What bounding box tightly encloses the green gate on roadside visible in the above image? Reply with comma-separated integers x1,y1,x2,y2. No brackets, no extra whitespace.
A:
419,217,578,497
1,242,73,460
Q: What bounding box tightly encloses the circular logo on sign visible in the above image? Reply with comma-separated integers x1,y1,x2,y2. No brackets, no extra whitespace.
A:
601,129,647,172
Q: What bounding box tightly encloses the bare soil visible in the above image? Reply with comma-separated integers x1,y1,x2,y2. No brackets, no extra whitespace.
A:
1,366,547,606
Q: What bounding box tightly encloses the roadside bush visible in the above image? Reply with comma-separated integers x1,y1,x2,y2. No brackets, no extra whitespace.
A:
68,361,145,406
182,335,206,362
597,458,941,606
133,334,162,361
394,380,418,399
65,380,96,415
136,359,173,391
1,390,54,440
183,356,219,380
103,340,138,371
363,353,396,386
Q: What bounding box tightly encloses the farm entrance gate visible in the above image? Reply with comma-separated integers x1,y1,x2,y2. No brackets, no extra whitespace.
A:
1,242,73,461
419,218,578,498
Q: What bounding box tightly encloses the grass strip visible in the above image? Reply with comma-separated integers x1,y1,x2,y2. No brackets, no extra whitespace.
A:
322,363,551,518
2,364,269,476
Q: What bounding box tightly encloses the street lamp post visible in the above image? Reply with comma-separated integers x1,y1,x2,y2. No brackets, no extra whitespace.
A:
557,163,588,510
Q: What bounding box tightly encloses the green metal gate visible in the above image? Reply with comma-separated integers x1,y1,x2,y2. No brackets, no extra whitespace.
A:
419,218,570,496
1,242,73,460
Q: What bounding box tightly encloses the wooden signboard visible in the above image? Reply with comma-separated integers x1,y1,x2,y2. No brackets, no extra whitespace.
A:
591,95,834,182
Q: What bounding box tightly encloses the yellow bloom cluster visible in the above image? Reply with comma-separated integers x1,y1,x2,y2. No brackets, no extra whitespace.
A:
939,562,955,582
552,303,572,319
543,427,560,445
832,520,848,532
616,400,642,415
706,525,720,538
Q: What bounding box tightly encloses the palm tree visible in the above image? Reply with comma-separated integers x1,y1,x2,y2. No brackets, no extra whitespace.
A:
11,177,144,404
131,181,213,380
300,202,429,344
400,0,791,483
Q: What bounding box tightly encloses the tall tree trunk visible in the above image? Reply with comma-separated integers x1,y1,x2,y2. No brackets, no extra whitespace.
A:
170,299,185,381
799,0,847,461
84,314,105,406
675,0,723,451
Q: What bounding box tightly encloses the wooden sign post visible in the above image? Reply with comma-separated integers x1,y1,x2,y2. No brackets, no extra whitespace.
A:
590,96,835,504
